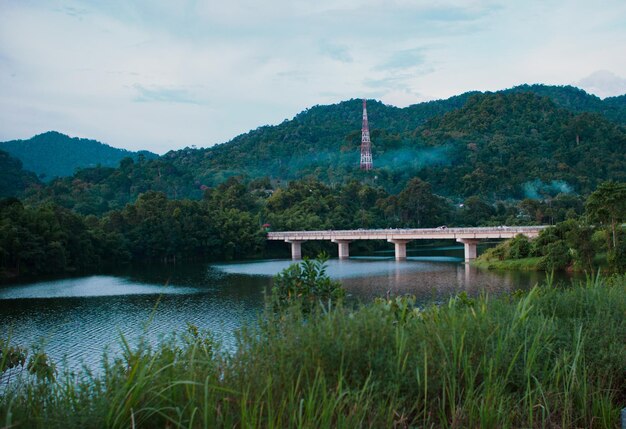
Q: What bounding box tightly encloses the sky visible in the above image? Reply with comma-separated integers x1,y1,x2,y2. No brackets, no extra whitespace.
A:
1,0,625,154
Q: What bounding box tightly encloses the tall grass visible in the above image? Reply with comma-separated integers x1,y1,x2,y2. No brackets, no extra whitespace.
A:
1,275,625,428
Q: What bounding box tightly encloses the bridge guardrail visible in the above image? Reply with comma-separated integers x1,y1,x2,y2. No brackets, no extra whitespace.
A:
267,226,549,239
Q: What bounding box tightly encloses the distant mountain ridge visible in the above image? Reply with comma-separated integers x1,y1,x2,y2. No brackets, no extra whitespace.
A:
505,84,626,125
0,131,158,181
28,84,625,215
163,84,625,190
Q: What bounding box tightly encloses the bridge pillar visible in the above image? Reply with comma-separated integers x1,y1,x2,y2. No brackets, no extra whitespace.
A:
285,240,305,260
332,239,352,259
388,239,412,260
457,239,480,261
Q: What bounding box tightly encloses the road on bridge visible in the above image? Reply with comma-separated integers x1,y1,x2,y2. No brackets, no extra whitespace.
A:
267,226,548,260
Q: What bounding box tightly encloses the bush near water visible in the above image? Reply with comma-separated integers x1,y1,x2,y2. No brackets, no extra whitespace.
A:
1,261,624,428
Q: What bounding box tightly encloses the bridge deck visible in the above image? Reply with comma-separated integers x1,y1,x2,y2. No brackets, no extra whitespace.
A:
267,226,548,260
267,226,548,241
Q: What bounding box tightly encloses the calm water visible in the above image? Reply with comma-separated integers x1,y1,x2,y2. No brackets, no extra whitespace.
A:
0,244,575,371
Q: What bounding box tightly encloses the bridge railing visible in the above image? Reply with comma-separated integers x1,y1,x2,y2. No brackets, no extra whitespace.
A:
267,226,549,239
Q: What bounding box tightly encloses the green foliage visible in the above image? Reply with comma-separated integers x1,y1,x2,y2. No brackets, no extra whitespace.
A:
539,240,571,271
373,295,422,324
456,195,495,226
1,276,624,428
393,177,450,227
508,84,626,125
0,131,157,181
478,234,532,262
0,339,27,374
0,150,40,198
478,190,621,273
0,199,116,278
586,181,626,249
419,93,626,199
16,87,626,212
26,349,56,383
508,234,531,259
606,233,626,273
270,256,345,314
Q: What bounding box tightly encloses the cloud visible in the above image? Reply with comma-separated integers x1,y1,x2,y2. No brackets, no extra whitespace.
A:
364,74,414,90
133,84,202,105
0,0,625,154
318,40,353,63
375,48,427,71
56,5,90,19
574,70,626,99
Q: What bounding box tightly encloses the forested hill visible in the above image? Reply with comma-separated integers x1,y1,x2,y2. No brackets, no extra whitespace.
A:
505,85,626,125
0,150,40,198
22,85,626,214
163,85,625,191
0,131,158,181
163,92,475,185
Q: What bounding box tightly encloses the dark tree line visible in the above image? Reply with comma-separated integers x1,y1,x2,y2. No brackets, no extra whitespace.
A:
2,174,602,280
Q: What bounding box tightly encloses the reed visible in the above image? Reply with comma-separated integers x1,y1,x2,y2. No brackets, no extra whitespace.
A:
1,274,624,428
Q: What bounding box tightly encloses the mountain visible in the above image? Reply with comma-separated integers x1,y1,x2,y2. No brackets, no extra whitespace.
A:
417,92,625,198
163,93,478,187
25,85,626,214
0,131,159,181
162,85,625,192
0,150,41,198
505,84,626,125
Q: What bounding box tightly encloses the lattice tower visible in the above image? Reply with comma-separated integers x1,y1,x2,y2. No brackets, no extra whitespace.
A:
360,99,373,170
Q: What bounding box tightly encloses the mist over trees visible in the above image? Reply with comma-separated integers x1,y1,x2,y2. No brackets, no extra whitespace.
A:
4,85,624,209
1,85,625,279
4,173,625,280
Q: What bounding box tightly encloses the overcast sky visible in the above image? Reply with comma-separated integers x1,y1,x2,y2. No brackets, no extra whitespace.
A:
1,0,625,154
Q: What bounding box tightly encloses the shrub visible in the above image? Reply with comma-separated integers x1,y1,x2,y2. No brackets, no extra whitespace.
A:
508,234,531,259
270,255,345,314
2,277,624,428
540,240,571,270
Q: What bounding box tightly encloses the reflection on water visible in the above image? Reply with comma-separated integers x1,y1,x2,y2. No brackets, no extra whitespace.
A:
214,257,553,304
0,269,268,371
0,247,575,371
0,276,201,300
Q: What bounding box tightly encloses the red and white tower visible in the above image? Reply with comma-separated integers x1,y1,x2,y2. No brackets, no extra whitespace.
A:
360,99,373,170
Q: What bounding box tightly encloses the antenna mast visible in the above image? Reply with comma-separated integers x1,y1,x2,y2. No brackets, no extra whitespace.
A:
360,99,373,170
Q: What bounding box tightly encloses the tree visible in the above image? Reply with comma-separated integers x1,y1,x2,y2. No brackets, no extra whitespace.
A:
395,178,449,227
585,181,626,250
458,196,495,226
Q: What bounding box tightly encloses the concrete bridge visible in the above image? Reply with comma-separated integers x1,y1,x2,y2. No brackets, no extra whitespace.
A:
267,226,548,261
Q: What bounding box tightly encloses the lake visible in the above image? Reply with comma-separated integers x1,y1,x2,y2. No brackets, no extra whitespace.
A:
0,243,573,371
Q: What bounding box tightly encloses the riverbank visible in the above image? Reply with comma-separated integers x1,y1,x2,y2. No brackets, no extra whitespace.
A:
2,274,624,428
472,254,610,272
471,256,543,270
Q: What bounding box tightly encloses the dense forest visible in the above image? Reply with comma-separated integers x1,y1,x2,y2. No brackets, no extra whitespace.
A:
1,84,625,279
0,131,158,181
3,86,621,215
0,150,41,198
3,175,625,279
164,88,626,197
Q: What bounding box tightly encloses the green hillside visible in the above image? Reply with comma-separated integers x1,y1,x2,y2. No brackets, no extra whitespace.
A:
505,84,626,125
24,85,626,214
165,86,625,195
0,150,41,198
0,131,158,181
418,92,626,198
